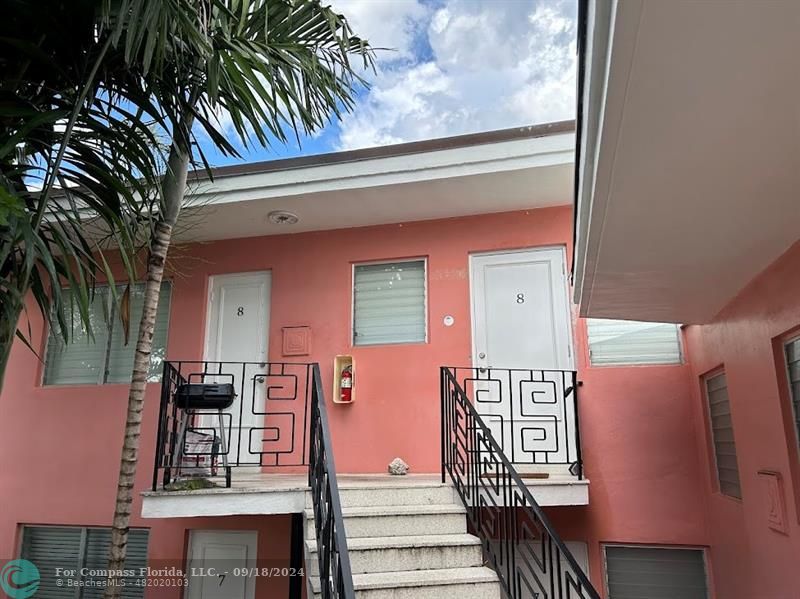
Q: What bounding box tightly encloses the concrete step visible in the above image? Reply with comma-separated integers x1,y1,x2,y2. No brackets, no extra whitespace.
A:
310,566,502,599
305,533,483,576
305,504,467,539
306,480,457,509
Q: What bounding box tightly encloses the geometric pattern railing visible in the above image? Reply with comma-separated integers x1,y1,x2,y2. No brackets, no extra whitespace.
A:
441,367,600,599
152,360,312,490
152,362,354,595
447,366,583,478
308,364,355,599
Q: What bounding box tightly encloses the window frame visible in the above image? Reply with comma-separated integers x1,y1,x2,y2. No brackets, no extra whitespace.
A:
17,524,150,599
602,543,710,599
350,257,429,347
782,334,800,457
585,318,684,367
775,330,800,525
41,280,172,387
702,368,743,501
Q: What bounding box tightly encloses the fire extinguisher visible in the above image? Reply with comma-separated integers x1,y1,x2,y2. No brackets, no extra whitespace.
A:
340,365,353,402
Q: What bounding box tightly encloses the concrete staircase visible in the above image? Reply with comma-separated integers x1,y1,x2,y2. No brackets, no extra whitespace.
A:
305,476,501,599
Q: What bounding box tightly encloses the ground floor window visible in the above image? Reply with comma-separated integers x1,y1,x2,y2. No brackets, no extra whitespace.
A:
19,525,149,598
604,545,709,599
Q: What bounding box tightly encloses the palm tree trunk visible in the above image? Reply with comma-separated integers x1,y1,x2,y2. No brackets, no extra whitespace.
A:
0,294,23,395
103,122,191,598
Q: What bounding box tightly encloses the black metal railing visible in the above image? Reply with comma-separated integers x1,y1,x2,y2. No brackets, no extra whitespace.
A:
308,364,355,599
152,360,312,490
447,366,583,478
441,367,600,599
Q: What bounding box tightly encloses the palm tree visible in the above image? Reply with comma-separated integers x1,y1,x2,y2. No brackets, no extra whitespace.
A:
97,2,373,596
0,1,166,390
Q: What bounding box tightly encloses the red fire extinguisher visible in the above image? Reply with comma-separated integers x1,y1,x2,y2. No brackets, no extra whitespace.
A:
340,365,353,402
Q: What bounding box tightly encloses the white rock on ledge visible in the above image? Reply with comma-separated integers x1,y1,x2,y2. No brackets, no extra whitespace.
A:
388,457,410,475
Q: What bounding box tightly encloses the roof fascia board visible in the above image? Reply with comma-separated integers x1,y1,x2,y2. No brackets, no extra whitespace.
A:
186,131,575,207
573,0,644,314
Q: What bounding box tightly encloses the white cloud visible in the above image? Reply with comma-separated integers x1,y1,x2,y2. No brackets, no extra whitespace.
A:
334,0,577,150
328,0,431,61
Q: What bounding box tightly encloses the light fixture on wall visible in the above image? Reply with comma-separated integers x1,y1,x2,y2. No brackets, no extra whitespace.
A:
267,210,299,225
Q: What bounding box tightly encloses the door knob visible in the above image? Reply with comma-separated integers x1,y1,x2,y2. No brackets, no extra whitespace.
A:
478,352,486,359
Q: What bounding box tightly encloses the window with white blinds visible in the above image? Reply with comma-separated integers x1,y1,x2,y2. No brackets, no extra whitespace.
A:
784,337,800,454
19,526,149,598
44,282,171,385
353,260,427,346
705,372,742,499
604,545,709,599
587,319,682,366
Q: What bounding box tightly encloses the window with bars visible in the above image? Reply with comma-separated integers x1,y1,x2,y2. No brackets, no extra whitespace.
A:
43,282,171,385
19,526,149,598
352,260,427,346
785,337,800,454
586,319,682,366
704,371,742,499
604,545,709,599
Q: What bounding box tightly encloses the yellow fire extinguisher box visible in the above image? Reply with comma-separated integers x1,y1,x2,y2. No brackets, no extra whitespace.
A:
332,355,355,404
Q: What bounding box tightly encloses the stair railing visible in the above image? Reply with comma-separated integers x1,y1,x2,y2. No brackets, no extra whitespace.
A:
441,366,601,599
309,364,355,599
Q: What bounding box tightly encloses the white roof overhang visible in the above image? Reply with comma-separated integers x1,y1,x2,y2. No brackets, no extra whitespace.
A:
574,0,800,324
176,122,575,242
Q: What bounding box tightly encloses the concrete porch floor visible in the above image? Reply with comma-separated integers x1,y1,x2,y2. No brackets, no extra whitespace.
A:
141,471,588,519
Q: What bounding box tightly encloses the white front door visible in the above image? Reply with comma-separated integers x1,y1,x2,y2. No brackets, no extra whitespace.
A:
186,530,257,599
469,248,575,466
204,272,270,464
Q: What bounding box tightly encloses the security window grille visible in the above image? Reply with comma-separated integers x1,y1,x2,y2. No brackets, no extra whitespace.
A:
353,260,426,346
705,372,742,499
785,337,800,453
587,319,682,366
44,282,171,385
605,545,709,599
20,526,149,598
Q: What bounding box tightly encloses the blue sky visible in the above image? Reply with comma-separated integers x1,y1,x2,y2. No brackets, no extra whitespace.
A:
198,0,577,167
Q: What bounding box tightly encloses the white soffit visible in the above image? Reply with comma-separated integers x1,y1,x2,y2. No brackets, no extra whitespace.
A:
576,0,800,324
175,127,575,242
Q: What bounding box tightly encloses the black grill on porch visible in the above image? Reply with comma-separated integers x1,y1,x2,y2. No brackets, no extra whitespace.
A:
152,360,313,489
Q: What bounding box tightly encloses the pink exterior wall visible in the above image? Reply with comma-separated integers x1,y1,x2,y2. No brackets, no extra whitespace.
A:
545,319,710,592
0,207,709,596
684,239,800,599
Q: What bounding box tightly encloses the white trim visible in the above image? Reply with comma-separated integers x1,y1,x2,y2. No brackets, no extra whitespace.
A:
574,0,644,313
187,134,574,209
350,257,429,347
142,488,307,518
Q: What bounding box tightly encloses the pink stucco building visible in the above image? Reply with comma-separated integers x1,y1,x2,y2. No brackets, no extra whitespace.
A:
2,2,800,599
